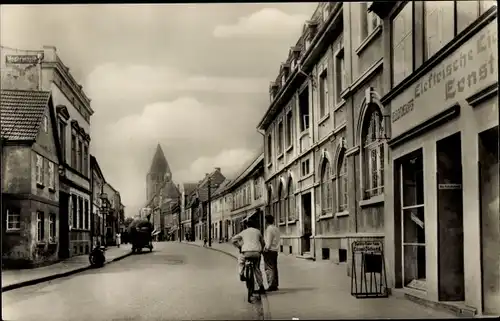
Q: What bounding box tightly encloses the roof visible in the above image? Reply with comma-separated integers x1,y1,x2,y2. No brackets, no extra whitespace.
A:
162,180,180,199
148,143,171,175
0,90,51,141
212,179,233,198
90,155,106,181
197,170,226,202
226,150,264,190
182,183,198,196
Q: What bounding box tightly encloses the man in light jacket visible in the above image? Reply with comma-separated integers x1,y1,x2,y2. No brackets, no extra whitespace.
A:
263,214,280,291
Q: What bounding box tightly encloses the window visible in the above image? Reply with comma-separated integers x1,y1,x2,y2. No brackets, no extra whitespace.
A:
83,144,89,176
71,194,77,228
278,183,286,224
49,213,56,242
424,1,454,61
277,121,284,155
335,50,346,104
78,140,83,173
48,162,55,189
319,68,328,118
337,151,348,212
285,111,293,148
363,107,385,198
392,3,413,87
71,134,77,169
360,2,381,42
36,154,44,185
84,200,89,230
59,121,66,162
43,116,48,133
6,208,21,230
267,134,273,164
37,211,45,242
301,159,310,177
321,160,333,214
287,179,295,221
299,87,310,132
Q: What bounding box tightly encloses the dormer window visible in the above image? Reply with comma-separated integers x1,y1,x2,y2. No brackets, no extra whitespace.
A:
291,59,296,70
305,39,311,51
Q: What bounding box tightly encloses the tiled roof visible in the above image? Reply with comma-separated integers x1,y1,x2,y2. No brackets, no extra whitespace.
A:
1,90,51,141
182,183,198,196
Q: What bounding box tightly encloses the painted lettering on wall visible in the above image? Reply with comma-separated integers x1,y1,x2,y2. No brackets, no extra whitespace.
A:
390,19,498,138
5,55,39,64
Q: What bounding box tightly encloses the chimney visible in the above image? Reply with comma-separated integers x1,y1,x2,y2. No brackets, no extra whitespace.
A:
215,167,221,172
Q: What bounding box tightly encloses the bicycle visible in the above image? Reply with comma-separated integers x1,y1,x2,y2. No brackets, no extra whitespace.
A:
244,258,258,303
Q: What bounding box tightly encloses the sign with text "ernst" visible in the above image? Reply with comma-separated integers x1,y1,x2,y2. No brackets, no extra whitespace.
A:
390,19,497,138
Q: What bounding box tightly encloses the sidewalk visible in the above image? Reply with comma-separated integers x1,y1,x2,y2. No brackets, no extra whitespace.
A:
183,241,457,319
2,244,132,292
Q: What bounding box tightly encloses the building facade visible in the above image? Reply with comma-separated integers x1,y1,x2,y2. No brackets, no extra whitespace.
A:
1,90,63,268
226,153,266,237
90,155,105,247
210,179,233,242
369,0,498,316
179,183,197,241
1,45,94,258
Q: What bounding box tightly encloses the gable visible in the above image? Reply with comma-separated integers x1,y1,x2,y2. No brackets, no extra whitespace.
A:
34,95,62,164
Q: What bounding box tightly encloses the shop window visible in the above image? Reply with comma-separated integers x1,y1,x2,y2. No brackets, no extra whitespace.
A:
299,87,310,132
321,160,333,214
278,182,286,224
37,211,45,242
49,213,56,243
400,149,426,290
424,1,454,61
391,2,413,87
6,208,21,231
319,68,329,118
336,150,348,212
362,106,385,199
287,179,295,221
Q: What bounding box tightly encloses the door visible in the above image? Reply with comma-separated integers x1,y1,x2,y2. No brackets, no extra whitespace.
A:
400,149,426,291
478,127,500,315
301,193,312,254
58,192,70,259
436,133,465,301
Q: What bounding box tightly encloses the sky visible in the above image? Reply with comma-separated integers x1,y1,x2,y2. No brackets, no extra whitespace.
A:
1,3,317,216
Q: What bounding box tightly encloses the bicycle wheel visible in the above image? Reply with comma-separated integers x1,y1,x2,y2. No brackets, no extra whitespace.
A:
245,263,254,303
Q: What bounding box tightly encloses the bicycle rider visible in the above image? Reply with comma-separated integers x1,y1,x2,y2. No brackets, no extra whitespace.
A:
230,216,266,294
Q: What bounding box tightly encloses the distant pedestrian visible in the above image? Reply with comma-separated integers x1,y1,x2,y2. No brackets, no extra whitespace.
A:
116,232,121,248
203,237,208,247
263,214,280,291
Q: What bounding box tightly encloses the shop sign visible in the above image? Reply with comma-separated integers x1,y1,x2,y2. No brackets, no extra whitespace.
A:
5,55,39,64
391,19,498,138
438,183,462,190
352,240,383,254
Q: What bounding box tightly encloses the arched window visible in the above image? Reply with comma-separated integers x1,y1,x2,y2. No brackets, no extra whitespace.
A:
321,160,333,214
278,182,285,224
337,150,348,212
287,179,295,221
362,106,385,198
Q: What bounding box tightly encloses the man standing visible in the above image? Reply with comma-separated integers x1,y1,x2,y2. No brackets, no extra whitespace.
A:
263,214,280,291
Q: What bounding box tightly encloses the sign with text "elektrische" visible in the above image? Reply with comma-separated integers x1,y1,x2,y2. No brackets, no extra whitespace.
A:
390,18,497,138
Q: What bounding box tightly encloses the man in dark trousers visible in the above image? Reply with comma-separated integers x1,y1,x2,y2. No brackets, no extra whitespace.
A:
263,214,281,291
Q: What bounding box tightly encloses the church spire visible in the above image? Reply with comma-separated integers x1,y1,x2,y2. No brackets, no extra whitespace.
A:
148,143,171,177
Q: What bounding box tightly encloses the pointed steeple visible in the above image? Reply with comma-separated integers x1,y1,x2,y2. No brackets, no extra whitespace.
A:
148,143,171,176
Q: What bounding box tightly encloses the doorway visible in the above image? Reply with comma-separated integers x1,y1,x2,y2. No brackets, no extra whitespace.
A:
58,192,70,259
301,192,312,254
478,126,499,315
436,132,465,301
399,148,426,291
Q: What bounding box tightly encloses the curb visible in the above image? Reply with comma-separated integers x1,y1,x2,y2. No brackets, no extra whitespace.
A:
180,242,271,320
1,251,133,292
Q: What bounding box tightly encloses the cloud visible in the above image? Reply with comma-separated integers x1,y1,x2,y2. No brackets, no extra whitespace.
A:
176,148,256,183
85,63,267,102
213,8,308,38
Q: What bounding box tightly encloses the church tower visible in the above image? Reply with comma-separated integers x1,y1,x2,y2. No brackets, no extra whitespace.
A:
146,143,172,202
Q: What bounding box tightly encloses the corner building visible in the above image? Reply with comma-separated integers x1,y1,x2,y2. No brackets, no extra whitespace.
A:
370,0,498,316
